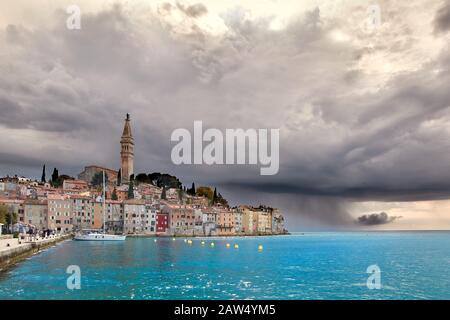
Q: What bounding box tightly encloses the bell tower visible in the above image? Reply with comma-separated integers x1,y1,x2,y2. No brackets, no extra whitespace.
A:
120,113,134,184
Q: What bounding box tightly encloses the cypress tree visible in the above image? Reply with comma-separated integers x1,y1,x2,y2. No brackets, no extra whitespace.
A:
161,185,167,200
117,169,122,186
213,187,217,204
189,182,196,196
51,168,59,186
127,180,134,199
41,164,46,183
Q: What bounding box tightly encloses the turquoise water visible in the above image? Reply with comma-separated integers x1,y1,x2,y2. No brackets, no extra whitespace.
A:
0,232,449,299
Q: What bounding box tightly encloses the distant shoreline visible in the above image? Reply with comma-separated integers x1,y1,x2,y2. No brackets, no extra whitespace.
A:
127,232,290,238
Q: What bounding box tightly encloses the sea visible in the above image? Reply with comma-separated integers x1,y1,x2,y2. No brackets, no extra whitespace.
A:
0,232,449,299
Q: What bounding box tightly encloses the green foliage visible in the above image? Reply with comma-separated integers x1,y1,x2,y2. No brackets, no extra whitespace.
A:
0,205,7,224
196,186,214,201
117,169,122,186
128,180,134,199
7,211,17,225
187,182,196,196
213,187,217,204
161,185,167,200
51,168,59,186
91,172,108,187
41,164,46,183
0,206,17,227
195,186,228,206
148,172,182,189
135,173,149,184
49,167,74,187
111,187,118,200
215,191,229,207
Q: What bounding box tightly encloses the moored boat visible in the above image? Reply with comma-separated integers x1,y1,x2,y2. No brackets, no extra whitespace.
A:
73,170,126,241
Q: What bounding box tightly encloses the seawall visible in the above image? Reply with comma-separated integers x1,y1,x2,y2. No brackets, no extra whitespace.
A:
0,234,73,272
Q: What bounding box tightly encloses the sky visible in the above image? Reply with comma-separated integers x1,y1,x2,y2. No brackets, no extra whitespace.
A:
1,0,450,230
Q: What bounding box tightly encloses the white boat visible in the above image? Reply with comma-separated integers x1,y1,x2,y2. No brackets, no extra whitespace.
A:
74,171,126,241
74,230,126,241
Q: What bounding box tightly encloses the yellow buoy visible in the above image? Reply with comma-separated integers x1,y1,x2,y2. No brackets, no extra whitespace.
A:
226,243,230,248
258,245,263,251
210,242,215,247
187,240,193,245
234,244,239,249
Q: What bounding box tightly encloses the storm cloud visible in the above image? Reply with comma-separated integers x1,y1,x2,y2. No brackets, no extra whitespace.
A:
434,1,450,34
356,212,402,226
1,0,450,228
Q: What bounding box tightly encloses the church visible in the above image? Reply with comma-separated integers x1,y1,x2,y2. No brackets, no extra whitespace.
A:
78,114,134,185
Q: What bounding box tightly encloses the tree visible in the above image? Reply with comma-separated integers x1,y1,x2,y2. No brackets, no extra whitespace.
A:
148,172,182,189
51,168,59,186
6,211,17,226
41,164,46,183
217,192,229,207
0,205,7,224
188,182,196,196
213,187,218,204
196,186,213,201
178,188,184,202
135,173,150,184
0,206,17,232
91,172,108,187
127,180,134,199
49,169,73,188
111,187,118,200
161,185,167,200
117,169,122,186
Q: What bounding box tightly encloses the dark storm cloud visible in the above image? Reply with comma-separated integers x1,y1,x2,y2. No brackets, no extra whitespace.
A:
434,1,450,34
0,151,46,168
1,1,450,228
356,212,402,226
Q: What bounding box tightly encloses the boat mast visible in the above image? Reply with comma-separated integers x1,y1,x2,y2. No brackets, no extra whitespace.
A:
103,170,106,233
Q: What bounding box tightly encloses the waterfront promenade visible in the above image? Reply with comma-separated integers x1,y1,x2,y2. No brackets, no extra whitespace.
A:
0,234,72,271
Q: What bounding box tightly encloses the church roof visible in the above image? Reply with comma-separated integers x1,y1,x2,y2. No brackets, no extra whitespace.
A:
122,113,133,138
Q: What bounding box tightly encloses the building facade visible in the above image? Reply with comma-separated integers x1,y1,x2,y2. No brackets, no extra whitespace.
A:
71,195,93,230
156,212,169,234
217,209,235,235
78,166,118,185
47,194,72,232
105,200,124,234
23,199,48,231
123,199,146,234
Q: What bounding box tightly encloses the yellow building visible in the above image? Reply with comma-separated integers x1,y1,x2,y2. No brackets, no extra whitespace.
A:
241,206,258,234
216,209,235,235
257,211,272,234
